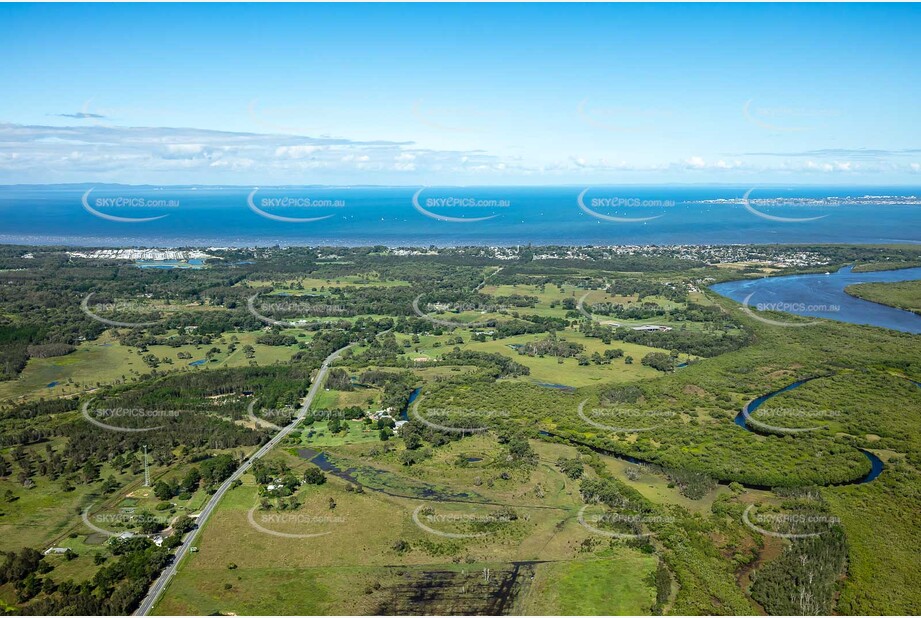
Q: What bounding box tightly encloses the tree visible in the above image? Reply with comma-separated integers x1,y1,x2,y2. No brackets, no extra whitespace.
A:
182,468,201,493
81,461,99,483
556,457,584,480
137,510,163,535
641,352,675,372
153,480,175,501
302,467,326,485
172,514,195,534
101,475,119,495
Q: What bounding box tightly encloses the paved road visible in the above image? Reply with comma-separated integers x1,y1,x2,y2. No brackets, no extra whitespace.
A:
134,342,356,616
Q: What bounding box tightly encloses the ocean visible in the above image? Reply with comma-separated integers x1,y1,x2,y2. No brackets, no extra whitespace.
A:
1,185,919,247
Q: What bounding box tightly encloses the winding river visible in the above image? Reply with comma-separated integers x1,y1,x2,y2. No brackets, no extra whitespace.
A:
709,265,921,482
733,377,884,484
711,265,921,334
543,373,892,487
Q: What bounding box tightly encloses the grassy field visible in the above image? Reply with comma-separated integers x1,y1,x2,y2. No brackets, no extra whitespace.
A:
153,439,659,615
480,282,692,326
520,553,657,615
845,280,921,315
0,329,309,402
851,260,921,273
394,330,682,387
7,251,921,616
463,332,679,387
310,383,383,412
296,419,385,447
242,274,411,292
601,455,732,514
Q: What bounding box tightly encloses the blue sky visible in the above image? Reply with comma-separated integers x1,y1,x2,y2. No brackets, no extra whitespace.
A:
1,2,919,185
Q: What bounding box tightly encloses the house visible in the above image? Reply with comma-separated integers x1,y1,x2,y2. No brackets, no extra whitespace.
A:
43,547,68,555
369,407,396,421
631,325,672,332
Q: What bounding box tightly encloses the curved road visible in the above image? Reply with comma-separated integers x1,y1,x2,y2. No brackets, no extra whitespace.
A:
135,341,356,616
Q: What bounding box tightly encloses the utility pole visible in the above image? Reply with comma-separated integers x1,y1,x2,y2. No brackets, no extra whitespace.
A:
143,445,150,487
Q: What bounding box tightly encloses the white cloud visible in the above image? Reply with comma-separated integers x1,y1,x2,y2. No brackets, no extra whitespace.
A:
275,145,321,158
167,144,204,155
0,121,912,184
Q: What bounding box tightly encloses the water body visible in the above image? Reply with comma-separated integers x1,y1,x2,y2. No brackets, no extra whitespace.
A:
189,359,207,366
734,377,884,484
298,448,481,502
544,371,885,487
536,382,576,392
135,259,206,269
712,265,921,334
733,378,819,430
2,185,920,247
399,387,421,421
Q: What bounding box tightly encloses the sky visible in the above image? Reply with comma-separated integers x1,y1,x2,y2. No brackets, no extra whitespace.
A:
0,2,919,186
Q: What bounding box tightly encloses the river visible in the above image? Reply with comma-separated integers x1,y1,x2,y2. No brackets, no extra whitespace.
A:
711,265,921,333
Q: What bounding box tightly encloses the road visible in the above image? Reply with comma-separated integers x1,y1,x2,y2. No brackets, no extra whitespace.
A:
134,341,356,616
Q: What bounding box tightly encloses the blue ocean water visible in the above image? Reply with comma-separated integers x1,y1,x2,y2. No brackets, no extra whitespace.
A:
0,185,919,247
